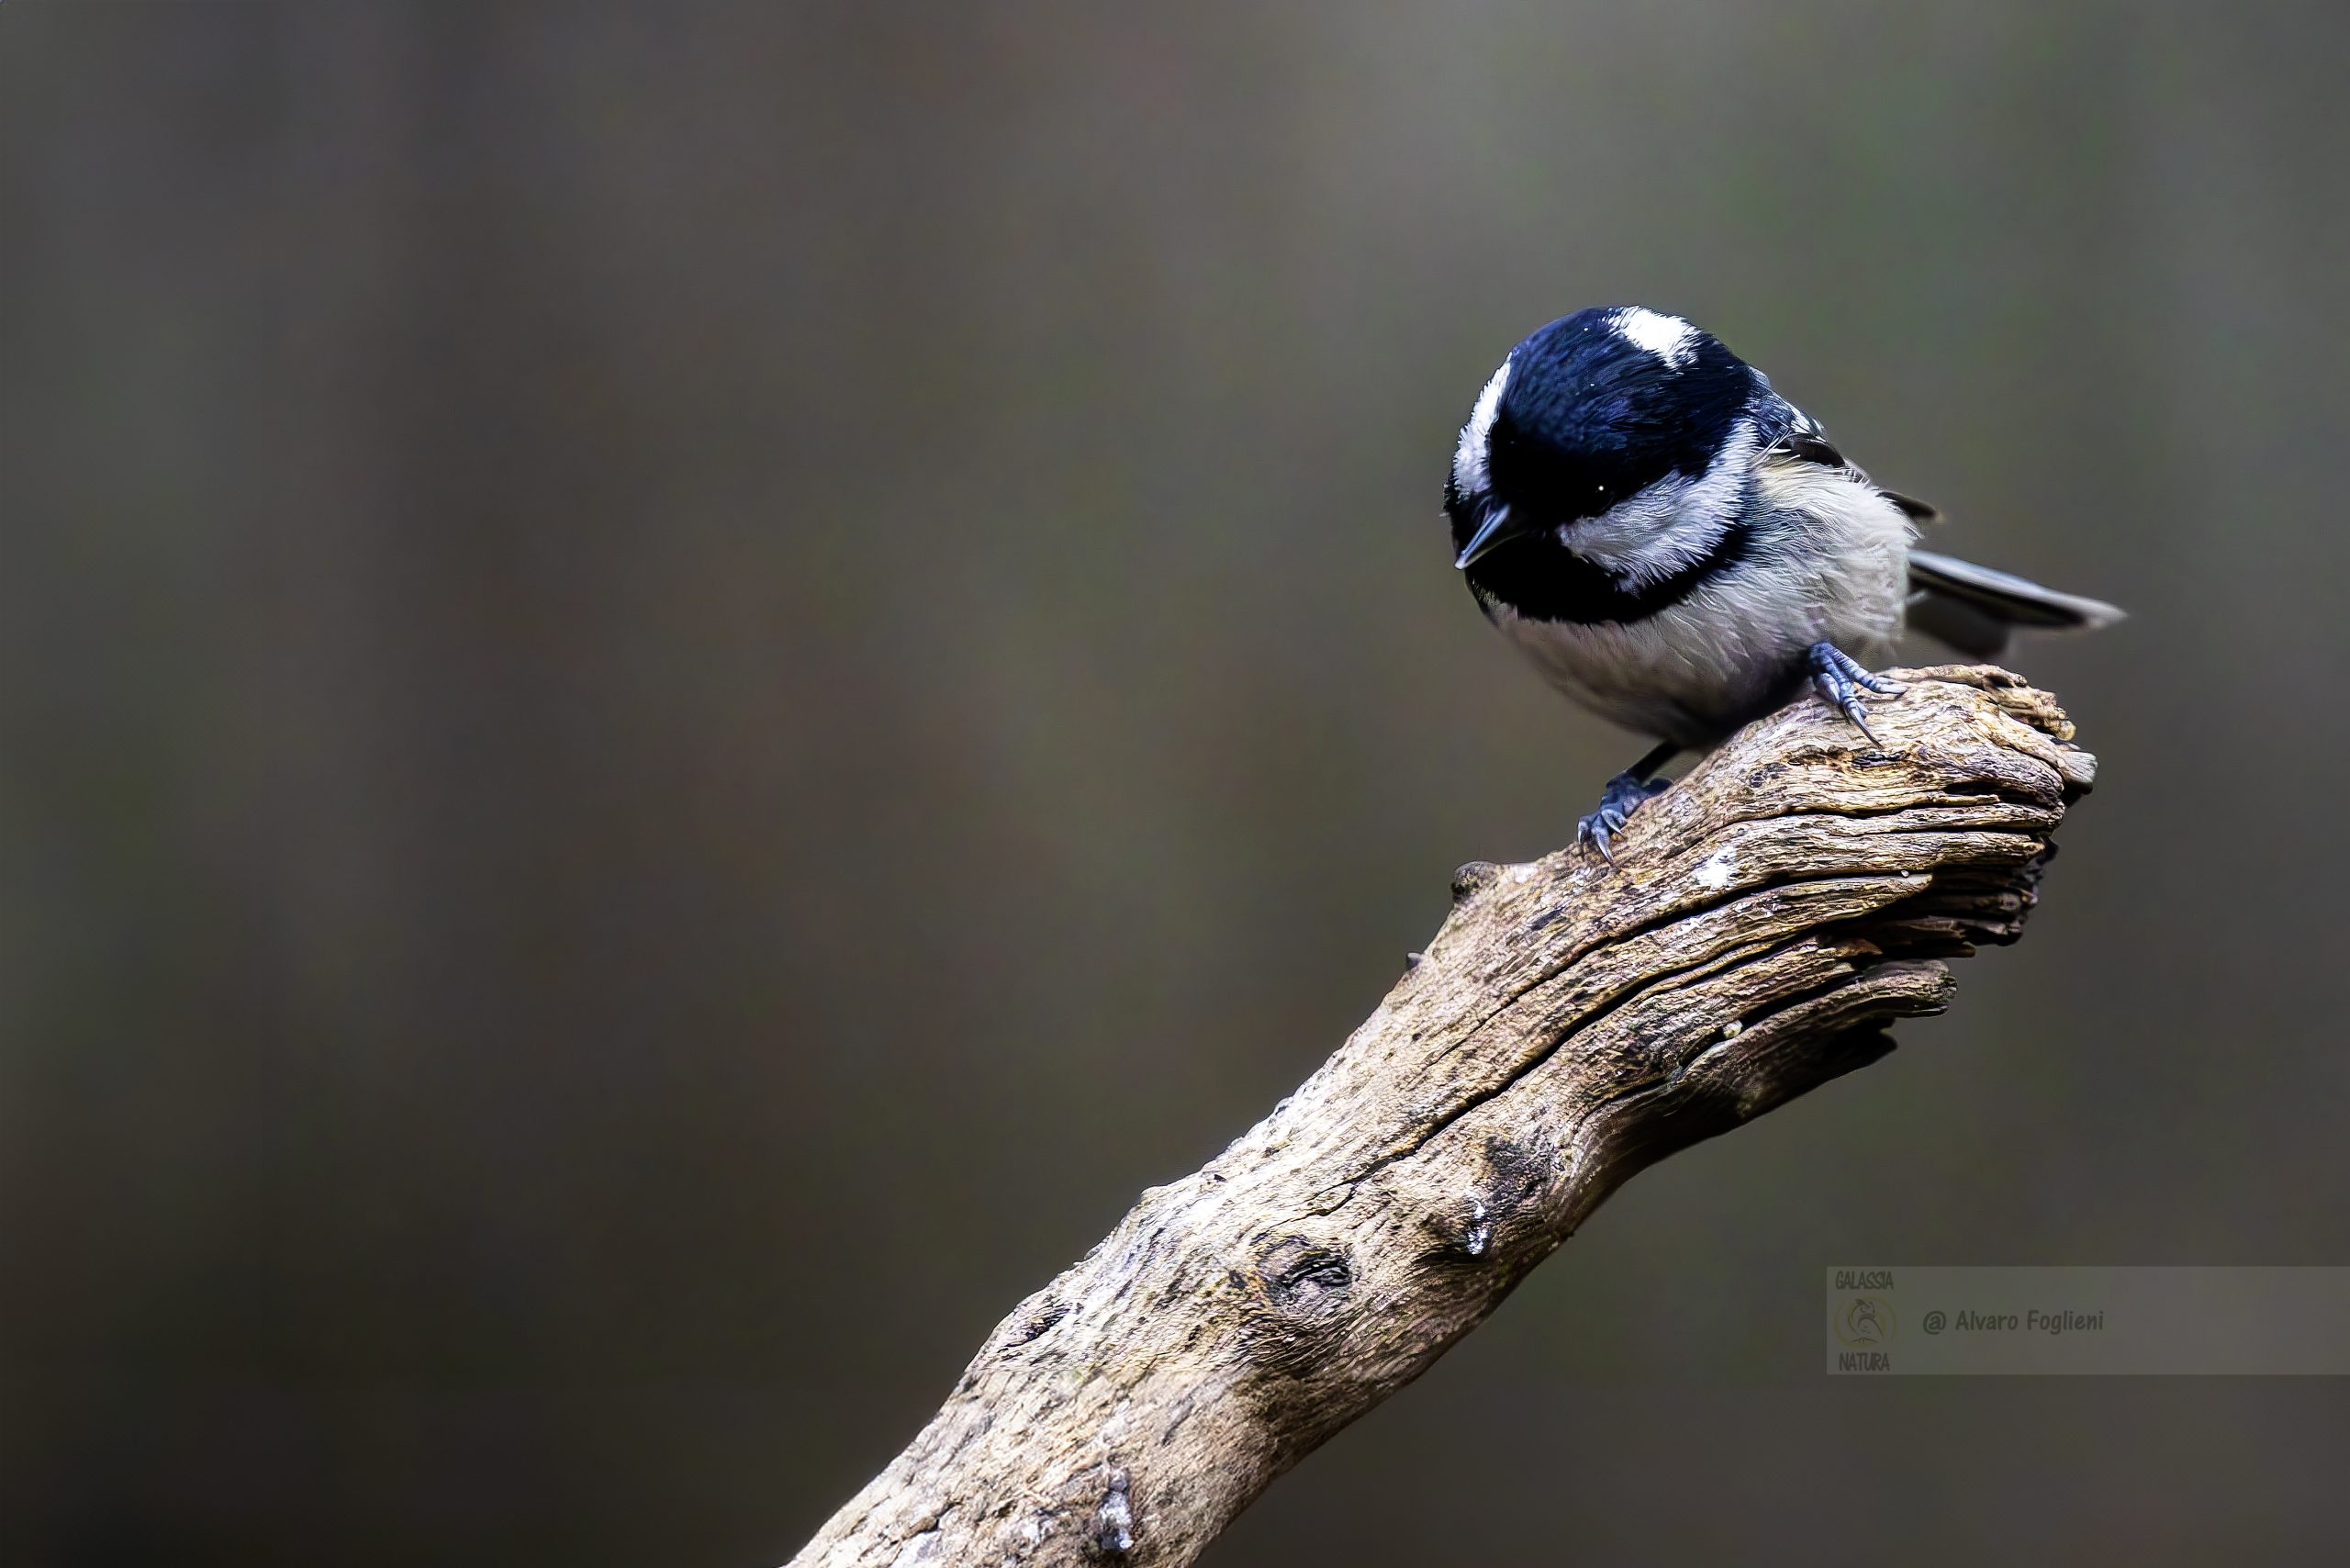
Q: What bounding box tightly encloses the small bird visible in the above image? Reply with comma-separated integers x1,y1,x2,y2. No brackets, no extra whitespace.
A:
1446,306,2121,859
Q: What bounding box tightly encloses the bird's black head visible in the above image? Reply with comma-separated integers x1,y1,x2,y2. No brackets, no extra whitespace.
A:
1446,307,1759,619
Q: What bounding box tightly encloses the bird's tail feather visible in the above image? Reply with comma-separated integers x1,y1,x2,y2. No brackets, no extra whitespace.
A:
1905,549,2124,660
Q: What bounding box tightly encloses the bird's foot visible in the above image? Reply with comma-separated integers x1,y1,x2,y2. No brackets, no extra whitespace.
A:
1807,642,1904,747
1577,769,1671,864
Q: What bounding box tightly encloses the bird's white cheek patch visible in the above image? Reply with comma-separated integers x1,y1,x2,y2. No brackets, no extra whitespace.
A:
1563,420,1758,587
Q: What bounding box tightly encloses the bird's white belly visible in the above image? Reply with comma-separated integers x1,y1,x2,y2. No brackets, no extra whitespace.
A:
1493,588,1820,744
1492,473,1912,745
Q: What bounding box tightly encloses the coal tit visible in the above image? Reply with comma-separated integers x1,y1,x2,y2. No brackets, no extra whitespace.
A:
1446,306,2121,859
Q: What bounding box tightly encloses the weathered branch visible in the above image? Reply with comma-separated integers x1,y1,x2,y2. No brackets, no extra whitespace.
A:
789,667,2097,1568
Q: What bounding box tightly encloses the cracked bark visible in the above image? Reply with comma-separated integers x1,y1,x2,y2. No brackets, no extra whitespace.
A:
788,666,2097,1568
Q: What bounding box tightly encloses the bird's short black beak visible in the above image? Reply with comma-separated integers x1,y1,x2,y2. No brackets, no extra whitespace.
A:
1454,503,1536,570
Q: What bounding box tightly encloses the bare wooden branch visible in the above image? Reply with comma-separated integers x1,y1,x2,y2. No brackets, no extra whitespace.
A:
789,666,2097,1568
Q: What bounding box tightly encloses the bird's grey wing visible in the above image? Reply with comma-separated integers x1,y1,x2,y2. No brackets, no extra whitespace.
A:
1907,549,2125,631
1906,549,2126,658
1753,389,2122,655
1754,396,1941,521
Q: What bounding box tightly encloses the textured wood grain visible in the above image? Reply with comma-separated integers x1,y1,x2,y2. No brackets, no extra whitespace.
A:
789,666,2097,1568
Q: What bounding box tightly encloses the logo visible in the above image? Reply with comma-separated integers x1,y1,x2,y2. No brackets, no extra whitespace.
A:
1835,1295,1895,1346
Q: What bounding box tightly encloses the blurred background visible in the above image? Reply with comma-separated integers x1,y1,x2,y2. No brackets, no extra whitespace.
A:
6,2,2348,1562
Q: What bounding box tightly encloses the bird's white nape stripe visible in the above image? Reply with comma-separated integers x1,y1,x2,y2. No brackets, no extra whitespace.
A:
1611,307,1698,367
1453,357,1511,496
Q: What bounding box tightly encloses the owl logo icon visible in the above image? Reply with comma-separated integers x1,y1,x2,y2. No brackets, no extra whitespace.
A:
1836,1296,1895,1346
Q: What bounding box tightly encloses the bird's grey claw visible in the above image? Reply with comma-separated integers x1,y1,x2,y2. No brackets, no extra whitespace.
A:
1577,810,1619,865
1807,642,1897,748
1578,770,1668,865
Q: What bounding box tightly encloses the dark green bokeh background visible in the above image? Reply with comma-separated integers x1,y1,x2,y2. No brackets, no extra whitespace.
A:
6,3,2348,1563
